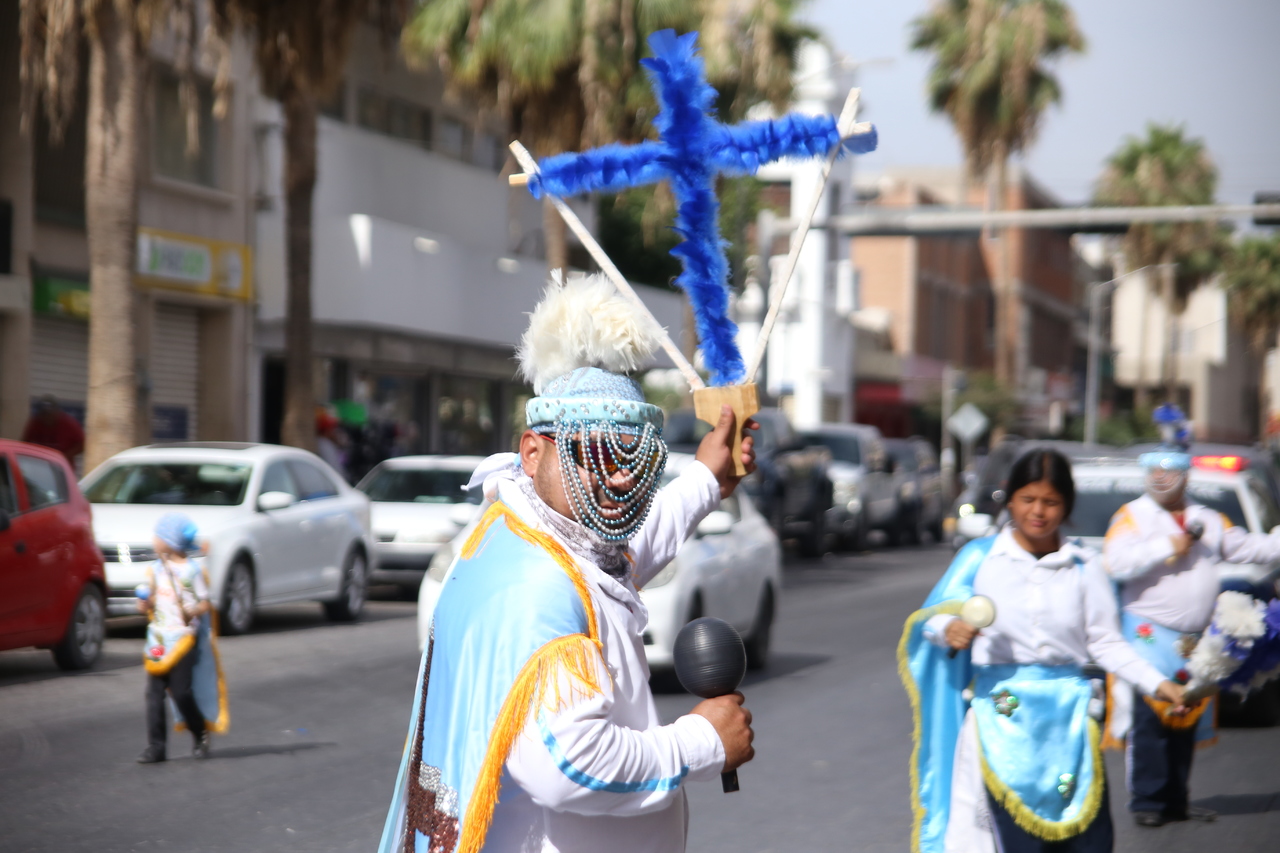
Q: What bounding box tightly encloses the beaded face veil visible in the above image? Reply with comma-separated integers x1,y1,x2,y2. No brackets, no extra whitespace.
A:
518,275,670,541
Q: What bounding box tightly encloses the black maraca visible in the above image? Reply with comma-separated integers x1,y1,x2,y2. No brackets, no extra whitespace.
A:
672,617,747,793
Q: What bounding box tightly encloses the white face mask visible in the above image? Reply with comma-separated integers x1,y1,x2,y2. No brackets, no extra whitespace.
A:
1145,469,1187,504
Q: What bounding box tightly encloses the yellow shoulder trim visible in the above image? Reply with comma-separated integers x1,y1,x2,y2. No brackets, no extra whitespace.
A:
979,719,1104,841
457,633,604,853
1219,512,1233,530
1104,505,1137,543
896,600,964,853
462,502,601,644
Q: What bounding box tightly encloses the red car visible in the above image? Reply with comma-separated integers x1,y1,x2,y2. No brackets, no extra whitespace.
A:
0,439,107,669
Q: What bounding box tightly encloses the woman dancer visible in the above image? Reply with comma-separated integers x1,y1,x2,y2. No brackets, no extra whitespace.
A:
899,449,1186,852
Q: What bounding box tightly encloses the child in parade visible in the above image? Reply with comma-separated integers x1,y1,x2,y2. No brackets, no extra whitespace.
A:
900,449,1186,853
136,513,227,763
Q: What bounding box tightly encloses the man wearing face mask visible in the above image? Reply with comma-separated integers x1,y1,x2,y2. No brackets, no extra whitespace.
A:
1103,410,1280,828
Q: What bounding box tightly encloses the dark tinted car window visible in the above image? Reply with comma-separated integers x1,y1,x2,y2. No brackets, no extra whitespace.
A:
0,456,17,513
84,462,250,506
1070,476,1247,537
289,461,339,501
17,455,68,510
885,441,919,473
259,461,299,498
360,468,481,504
804,433,861,465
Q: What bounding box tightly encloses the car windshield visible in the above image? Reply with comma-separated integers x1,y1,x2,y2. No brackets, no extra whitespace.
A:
1068,475,1247,537
359,468,481,504
83,462,251,505
886,443,918,472
807,434,860,465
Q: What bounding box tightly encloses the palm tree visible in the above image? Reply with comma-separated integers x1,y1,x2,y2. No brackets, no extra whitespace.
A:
1222,233,1280,434
19,1,214,469
401,0,810,274
911,0,1085,387
1095,123,1223,405
211,1,406,451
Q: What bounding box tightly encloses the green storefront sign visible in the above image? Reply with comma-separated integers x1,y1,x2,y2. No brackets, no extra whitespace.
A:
33,273,90,319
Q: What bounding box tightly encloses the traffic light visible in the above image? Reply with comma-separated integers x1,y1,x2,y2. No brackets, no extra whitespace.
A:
1255,192,1280,227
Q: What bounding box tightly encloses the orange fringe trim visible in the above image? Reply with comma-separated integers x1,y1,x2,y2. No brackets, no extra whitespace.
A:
457,634,604,853
451,501,607,853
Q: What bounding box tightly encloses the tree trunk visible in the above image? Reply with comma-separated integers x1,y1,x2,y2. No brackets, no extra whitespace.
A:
543,196,568,277
83,2,144,470
1160,257,1177,404
280,81,318,452
991,149,1017,390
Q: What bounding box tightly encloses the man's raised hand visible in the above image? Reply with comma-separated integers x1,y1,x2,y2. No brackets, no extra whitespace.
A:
695,405,758,499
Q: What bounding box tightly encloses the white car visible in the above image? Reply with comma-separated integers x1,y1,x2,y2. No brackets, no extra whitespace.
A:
414,453,783,672
356,455,485,595
81,442,374,633
1069,458,1280,600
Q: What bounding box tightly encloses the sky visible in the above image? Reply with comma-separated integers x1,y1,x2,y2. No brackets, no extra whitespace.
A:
803,0,1280,206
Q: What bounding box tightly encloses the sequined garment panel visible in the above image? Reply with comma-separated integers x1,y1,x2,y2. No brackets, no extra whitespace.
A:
404,637,460,853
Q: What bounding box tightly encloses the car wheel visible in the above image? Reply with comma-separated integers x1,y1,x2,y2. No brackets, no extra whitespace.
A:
324,549,368,622
52,584,106,671
744,586,774,671
221,560,256,636
903,506,923,546
798,509,826,558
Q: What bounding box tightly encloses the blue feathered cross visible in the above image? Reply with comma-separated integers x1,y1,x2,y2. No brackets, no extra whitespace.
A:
526,29,878,386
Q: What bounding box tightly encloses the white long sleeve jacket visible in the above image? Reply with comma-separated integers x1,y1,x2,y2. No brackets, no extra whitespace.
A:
1103,494,1280,633
480,462,727,853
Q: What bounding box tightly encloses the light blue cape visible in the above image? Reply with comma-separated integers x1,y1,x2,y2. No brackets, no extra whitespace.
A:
378,504,599,853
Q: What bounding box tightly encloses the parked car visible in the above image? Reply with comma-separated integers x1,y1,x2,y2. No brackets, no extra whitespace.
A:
357,455,485,595
1069,455,1280,725
665,408,832,556
81,442,374,634
884,436,946,545
801,423,898,550
0,439,107,670
415,453,783,671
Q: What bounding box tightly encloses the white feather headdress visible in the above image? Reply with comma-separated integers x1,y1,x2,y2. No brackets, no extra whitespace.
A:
517,273,663,394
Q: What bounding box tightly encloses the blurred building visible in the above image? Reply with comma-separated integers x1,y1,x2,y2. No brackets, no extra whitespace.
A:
0,5,256,452
739,40,859,430
847,165,1092,437
251,23,686,466
1110,267,1258,443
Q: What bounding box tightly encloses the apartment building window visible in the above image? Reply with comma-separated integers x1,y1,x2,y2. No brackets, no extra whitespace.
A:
357,88,432,149
437,116,471,161
153,69,220,188
473,132,505,172
319,83,346,121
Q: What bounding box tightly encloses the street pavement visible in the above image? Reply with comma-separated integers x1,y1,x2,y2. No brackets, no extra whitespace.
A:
2,543,1278,851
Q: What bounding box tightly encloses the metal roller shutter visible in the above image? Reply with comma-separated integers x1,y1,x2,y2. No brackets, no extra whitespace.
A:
30,316,89,412
151,303,200,440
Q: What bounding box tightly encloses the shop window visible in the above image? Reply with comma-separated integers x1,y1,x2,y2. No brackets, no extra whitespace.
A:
153,69,220,188
438,375,495,455
437,117,471,161
357,88,432,150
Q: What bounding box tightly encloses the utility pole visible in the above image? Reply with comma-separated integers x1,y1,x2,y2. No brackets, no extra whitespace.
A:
940,364,960,501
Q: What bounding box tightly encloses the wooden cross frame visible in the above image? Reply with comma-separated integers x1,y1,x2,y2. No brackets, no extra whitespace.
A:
508,89,871,474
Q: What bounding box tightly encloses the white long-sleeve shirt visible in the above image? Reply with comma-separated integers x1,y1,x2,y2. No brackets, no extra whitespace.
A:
482,461,727,853
924,528,1165,695
1103,493,1280,633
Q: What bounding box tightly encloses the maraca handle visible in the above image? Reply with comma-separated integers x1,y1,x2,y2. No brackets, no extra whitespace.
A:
721,769,739,793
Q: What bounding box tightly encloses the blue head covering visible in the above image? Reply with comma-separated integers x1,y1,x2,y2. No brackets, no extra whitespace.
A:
1139,450,1192,472
525,366,664,437
155,513,199,554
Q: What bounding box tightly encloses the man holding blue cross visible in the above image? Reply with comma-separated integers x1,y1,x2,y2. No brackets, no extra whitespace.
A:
378,29,876,853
